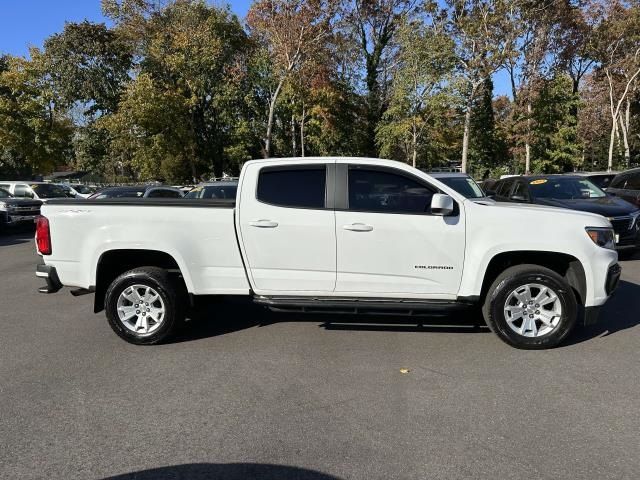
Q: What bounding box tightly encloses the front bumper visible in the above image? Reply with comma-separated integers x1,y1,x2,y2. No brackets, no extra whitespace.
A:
36,263,63,294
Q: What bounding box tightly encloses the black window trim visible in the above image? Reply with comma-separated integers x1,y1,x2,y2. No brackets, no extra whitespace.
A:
255,163,332,210
337,164,456,216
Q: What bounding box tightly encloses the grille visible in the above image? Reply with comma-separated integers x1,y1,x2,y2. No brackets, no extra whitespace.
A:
609,216,632,233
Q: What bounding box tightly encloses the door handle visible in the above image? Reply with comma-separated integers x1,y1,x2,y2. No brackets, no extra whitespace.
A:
249,219,279,228
343,223,373,232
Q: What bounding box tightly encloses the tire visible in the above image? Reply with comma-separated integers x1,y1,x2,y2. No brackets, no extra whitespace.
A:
104,266,185,345
482,264,577,349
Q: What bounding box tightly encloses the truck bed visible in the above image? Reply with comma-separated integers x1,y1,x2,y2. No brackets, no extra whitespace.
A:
41,198,249,295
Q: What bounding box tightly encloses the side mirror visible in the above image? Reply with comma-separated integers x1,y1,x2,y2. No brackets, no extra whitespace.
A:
431,193,454,216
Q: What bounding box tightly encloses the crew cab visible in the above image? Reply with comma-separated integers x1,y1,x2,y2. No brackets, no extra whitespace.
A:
35,158,621,349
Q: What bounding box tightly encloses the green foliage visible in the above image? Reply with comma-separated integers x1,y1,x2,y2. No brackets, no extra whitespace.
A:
0,55,73,177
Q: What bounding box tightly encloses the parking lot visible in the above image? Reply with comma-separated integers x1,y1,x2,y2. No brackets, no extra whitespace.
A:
1,228,639,480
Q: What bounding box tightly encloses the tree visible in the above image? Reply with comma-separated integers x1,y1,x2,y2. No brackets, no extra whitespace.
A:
345,0,417,157
247,0,338,157
42,21,133,115
376,16,454,167
0,55,73,177
469,77,500,174
445,0,520,173
593,1,640,170
506,0,556,174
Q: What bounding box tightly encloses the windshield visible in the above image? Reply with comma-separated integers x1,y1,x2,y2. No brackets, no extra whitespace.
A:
31,184,73,198
186,184,238,199
71,185,94,194
529,177,606,200
437,177,485,199
94,188,146,199
0,188,12,199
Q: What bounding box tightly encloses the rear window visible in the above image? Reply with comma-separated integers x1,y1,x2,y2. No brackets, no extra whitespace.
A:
257,168,326,209
95,189,145,199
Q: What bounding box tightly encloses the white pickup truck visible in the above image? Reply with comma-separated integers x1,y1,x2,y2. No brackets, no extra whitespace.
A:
35,157,621,349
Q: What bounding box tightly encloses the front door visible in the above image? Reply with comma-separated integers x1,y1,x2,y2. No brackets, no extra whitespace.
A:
237,161,336,294
334,164,465,297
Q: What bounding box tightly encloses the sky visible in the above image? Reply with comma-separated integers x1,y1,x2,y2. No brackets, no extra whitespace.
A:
0,0,510,96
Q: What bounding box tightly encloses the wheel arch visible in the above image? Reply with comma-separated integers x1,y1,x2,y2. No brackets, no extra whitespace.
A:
93,249,189,313
479,251,586,306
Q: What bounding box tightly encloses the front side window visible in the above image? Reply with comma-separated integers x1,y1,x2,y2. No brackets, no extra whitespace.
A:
257,167,326,209
348,168,435,214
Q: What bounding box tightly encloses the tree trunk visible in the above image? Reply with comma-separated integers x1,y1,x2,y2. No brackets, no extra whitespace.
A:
291,112,297,157
264,78,285,158
300,104,306,157
608,119,616,172
618,109,630,167
525,102,532,174
411,124,418,168
461,83,479,174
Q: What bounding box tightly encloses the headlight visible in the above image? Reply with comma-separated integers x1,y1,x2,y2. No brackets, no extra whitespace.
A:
0,202,6,209
586,227,615,250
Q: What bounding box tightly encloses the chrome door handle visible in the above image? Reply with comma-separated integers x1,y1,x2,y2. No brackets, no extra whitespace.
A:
343,223,373,232
249,219,279,228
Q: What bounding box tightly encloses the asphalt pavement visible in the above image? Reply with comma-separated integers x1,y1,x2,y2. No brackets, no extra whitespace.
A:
1,228,639,480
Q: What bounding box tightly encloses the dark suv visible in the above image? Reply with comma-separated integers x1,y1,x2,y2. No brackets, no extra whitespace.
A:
491,175,640,250
606,168,640,207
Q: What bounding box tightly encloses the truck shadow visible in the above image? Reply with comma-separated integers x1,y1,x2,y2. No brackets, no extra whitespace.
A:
566,279,640,346
101,462,343,480
0,227,34,247
174,280,640,346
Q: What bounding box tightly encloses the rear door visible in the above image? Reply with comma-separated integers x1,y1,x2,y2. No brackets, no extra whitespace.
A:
333,162,465,297
237,160,337,294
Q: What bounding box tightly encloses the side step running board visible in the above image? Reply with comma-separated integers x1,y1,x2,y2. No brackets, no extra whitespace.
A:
253,295,472,316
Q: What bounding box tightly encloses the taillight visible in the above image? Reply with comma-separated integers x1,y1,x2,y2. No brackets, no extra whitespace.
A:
36,216,51,255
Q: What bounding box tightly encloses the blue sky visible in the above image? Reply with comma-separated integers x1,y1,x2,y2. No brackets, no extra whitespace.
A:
0,0,510,96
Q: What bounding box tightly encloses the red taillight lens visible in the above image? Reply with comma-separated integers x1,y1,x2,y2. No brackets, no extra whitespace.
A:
36,216,51,255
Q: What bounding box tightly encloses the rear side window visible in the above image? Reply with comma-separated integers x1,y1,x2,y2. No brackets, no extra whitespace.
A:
13,184,33,198
348,168,435,214
257,167,326,209
511,182,530,201
609,175,626,189
497,179,514,197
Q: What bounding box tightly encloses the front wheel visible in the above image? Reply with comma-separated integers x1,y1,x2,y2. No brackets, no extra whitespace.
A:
483,264,577,349
104,267,185,345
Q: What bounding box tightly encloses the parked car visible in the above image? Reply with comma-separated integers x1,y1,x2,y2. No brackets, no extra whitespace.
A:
184,181,238,199
0,187,41,231
571,171,618,190
36,157,619,349
428,172,485,199
89,185,184,199
606,167,640,207
0,181,74,202
491,174,640,250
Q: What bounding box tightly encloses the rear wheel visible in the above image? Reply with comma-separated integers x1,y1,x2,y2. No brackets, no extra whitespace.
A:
483,264,577,349
105,267,185,345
